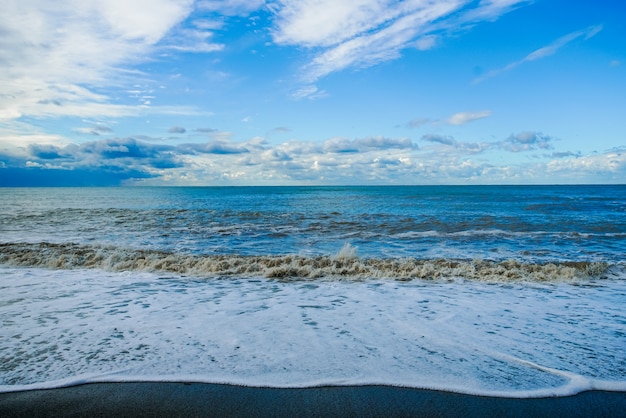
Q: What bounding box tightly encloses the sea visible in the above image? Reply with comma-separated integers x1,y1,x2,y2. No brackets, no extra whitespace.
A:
1,185,625,397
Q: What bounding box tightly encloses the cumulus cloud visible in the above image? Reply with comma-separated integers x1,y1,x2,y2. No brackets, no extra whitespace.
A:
474,24,603,84
2,134,623,186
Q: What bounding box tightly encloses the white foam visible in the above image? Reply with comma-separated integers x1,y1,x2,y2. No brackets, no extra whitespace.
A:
1,267,625,397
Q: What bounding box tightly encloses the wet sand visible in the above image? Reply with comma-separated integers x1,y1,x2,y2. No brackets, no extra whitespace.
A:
1,383,625,417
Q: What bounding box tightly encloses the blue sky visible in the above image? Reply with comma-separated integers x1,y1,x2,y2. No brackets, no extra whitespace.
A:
1,0,624,186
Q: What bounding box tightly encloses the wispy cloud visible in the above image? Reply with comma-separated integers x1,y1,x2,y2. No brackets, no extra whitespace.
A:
269,0,529,97
473,24,603,84
75,124,114,136
0,0,198,121
446,110,492,125
168,126,187,134
197,0,265,16
405,110,492,128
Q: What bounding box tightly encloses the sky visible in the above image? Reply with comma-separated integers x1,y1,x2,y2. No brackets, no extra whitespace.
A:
0,0,625,186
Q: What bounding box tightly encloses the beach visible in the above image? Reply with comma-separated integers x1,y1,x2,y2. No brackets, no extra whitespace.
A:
1,383,625,418
1,187,625,407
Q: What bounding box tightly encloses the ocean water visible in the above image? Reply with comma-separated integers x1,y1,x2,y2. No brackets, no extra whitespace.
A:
0,185,625,396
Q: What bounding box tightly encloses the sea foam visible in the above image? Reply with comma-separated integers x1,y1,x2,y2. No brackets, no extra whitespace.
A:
1,267,625,396
0,242,611,283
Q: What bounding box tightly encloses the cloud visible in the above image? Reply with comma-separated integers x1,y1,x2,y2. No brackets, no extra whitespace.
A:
0,0,196,121
420,130,555,154
415,35,438,51
405,110,491,128
2,134,623,186
270,0,529,84
420,134,489,154
75,124,114,136
269,127,292,135
169,126,187,134
195,128,219,134
0,137,183,185
161,21,225,53
197,0,265,16
291,85,328,100
181,141,250,155
28,144,73,160
474,24,603,84
500,131,555,152
405,117,434,128
421,134,457,146
323,136,414,153
193,128,234,141
446,110,492,125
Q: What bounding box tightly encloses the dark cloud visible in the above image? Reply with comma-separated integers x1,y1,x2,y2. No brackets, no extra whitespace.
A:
1,138,183,186
168,126,186,134
81,138,167,159
28,144,72,160
195,128,218,134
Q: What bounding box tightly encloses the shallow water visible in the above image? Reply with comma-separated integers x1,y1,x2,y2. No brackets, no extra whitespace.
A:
1,186,625,395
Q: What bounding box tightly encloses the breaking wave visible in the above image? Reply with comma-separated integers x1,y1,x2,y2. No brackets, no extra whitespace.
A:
0,242,612,283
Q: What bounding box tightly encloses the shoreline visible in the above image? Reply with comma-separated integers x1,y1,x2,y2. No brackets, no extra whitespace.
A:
1,383,625,418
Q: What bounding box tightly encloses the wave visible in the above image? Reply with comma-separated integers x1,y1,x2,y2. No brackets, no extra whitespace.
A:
0,242,613,283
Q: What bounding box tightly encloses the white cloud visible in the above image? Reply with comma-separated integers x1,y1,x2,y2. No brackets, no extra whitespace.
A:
415,35,438,51
269,0,529,84
446,110,492,125
473,24,603,84
291,85,328,100
5,132,622,185
0,0,196,121
197,0,265,16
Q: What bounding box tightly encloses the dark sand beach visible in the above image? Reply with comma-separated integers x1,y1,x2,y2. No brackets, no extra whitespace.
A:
1,383,625,418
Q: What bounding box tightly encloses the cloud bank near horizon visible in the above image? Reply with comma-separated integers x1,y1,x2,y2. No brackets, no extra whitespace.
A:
2,133,624,186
